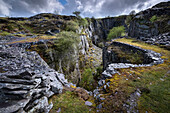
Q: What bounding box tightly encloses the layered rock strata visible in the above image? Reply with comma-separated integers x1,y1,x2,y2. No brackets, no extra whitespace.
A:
0,45,68,113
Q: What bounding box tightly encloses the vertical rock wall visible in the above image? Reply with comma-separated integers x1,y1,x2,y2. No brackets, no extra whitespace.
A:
90,16,126,45
128,2,170,40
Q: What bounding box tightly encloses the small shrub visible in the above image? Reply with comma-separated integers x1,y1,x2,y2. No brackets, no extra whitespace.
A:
50,31,80,73
79,68,95,91
107,26,125,40
53,31,80,52
79,18,88,27
150,15,157,23
66,20,79,32
73,11,81,17
94,66,103,79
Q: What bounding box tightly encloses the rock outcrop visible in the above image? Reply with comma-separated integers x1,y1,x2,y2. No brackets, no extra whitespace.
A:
128,1,170,43
0,45,69,113
142,32,170,46
102,41,163,71
90,16,126,45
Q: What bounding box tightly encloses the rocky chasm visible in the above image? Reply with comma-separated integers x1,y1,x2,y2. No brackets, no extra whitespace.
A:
0,1,170,113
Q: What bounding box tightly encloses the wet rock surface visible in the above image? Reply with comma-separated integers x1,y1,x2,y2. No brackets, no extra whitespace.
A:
0,45,69,113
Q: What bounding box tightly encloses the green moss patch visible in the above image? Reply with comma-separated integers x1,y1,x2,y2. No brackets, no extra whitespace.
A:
49,91,92,113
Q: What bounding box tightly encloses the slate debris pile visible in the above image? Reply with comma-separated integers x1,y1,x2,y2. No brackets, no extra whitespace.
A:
0,45,68,113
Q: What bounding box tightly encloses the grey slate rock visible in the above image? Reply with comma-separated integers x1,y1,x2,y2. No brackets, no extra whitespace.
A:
0,45,68,113
85,101,93,106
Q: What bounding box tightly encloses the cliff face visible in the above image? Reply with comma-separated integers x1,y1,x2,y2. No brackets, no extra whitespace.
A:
128,1,170,41
90,16,126,45
87,2,170,46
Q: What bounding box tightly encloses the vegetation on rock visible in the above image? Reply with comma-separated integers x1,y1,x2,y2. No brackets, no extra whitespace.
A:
73,11,81,18
125,10,136,26
79,18,88,27
79,68,95,91
65,20,79,32
150,15,158,23
107,26,125,40
49,31,80,73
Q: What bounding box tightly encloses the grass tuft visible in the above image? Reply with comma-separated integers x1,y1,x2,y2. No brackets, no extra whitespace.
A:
49,91,92,113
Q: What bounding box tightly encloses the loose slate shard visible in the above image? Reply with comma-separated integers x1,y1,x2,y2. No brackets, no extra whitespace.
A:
0,45,68,113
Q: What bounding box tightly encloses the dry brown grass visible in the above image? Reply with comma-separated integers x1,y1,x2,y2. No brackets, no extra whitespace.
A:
7,35,57,44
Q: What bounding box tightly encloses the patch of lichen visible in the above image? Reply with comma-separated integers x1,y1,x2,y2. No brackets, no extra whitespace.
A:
78,48,101,91
100,73,132,112
0,67,7,73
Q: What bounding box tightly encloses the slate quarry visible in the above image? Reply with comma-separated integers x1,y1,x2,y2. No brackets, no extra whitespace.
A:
0,45,69,113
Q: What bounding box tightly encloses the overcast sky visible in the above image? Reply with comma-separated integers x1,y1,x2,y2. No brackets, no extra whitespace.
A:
0,0,169,18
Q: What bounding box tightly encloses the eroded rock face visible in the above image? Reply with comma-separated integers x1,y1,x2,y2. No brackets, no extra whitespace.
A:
0,45,68,113
90,16,126,45
128,1,170,41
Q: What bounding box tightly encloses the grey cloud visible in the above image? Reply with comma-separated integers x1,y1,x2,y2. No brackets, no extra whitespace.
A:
0,0,12,16
137,3,145,9
0,0,169,17
0,0,64,17
63,0,169,18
